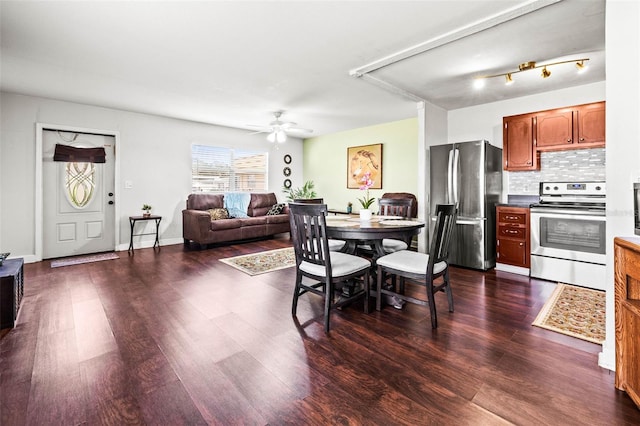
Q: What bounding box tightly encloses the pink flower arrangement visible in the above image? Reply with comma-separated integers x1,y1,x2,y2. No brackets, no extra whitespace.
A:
358,172,375,209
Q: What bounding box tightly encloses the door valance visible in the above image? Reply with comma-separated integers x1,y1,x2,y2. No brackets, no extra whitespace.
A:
54,144,106,163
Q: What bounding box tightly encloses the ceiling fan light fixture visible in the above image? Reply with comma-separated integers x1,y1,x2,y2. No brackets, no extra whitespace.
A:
276,130,287,143
267,131,277,143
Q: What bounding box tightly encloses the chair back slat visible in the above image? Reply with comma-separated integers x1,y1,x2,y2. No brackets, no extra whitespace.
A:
288,203,332,274
428,204,457,272
377,198,412,218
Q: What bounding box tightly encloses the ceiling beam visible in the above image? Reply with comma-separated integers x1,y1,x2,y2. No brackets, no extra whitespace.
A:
349,0,562,77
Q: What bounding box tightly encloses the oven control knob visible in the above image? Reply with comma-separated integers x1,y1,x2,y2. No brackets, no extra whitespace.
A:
545,186,551,191
553,186,559,191
596,185,602,191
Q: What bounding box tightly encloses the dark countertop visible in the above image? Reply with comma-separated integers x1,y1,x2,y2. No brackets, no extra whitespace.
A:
496,195,538,209
496,203,532,208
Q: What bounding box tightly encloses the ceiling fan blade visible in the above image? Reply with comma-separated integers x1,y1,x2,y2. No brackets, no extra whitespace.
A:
247,130,269,135
286,126,314,134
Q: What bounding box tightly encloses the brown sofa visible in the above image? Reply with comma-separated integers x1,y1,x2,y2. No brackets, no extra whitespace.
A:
182,192,290,248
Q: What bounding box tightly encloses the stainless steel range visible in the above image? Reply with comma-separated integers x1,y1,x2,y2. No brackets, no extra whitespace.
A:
529,181,606,290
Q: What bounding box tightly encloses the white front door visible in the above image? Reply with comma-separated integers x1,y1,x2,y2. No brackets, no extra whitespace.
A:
43,130,116,259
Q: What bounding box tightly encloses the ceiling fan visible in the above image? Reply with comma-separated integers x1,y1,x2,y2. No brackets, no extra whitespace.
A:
247,111,313,143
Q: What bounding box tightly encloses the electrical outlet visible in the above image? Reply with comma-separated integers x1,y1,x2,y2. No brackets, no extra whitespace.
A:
125,180,133,189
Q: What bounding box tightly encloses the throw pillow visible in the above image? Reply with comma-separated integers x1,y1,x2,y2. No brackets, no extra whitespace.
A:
226,207,249,218
266,203,285,216
207,208,229,220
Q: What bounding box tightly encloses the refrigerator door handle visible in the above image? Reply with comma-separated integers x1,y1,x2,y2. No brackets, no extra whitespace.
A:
447,149,454,203
452,148,460,205
456,217,486,225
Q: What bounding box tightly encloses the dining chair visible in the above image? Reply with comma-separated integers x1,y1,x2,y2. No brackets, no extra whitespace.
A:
374,204,456,328
377,198,413,253
289,199,345,251
288,203,372,332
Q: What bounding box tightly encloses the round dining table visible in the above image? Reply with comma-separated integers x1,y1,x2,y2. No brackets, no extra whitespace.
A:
325,215,425,299
324,215,425,259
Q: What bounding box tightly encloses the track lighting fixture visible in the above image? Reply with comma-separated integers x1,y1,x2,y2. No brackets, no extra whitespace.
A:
474,57,589,87
541,66,551,78
505,73,514,85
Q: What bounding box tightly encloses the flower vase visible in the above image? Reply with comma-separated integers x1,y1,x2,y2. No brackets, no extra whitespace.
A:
359,209,372,221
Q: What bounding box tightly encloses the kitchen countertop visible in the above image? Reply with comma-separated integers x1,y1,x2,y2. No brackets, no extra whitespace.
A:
496,195,538,209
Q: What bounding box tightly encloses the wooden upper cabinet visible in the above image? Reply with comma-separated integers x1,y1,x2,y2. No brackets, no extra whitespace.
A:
503,114,537,171
502,101,605,170
536,109,574,149
576,101,606,146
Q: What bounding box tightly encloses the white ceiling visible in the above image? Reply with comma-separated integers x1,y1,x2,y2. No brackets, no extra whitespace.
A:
0,0,605,137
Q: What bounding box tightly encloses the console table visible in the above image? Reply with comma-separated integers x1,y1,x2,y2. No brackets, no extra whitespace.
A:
1,258,24,329
128,215,162,253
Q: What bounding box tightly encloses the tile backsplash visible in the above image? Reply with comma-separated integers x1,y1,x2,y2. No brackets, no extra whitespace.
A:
508,148,606,195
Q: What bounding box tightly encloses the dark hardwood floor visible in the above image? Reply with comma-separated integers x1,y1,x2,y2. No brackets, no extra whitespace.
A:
1,235,638,425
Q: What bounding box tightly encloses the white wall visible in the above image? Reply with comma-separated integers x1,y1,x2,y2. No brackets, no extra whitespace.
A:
600,0,640,372
0,92,303,260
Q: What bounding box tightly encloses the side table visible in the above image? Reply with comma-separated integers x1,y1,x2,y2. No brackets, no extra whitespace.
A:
129,215,162,253
1,258,24,329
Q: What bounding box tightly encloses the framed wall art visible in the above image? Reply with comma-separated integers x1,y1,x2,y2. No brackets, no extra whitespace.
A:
347,143,382,189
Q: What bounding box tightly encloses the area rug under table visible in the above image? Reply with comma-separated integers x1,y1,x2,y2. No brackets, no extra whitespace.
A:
532,283,605,344
51,252,120,268
219,247,295,276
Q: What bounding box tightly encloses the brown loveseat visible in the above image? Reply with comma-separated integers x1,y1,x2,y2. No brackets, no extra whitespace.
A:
182,192,290,248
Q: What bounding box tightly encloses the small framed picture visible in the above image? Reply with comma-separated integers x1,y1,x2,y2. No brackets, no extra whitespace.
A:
284,154,292,164
283,179,292,189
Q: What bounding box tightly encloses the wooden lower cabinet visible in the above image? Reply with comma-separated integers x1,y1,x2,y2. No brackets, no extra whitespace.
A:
614,237,640,409
496,206,530,269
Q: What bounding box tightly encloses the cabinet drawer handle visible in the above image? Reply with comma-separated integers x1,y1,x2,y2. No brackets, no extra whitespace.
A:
580,137,585,141
505,215,519,220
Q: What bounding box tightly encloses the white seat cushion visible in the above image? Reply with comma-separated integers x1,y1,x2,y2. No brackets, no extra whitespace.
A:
328,239,346,251
381,239,408,253
300,251,371,277
376,250,447,275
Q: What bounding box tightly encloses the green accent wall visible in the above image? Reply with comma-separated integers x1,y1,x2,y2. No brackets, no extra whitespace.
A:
303,117,418,212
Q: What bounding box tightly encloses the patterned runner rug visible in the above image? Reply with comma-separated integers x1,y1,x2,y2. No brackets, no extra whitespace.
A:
51,252,119,268
220,247,295,276
532,283,605,344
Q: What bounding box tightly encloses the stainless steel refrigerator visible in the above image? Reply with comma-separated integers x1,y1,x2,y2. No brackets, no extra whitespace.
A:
429,140,502,270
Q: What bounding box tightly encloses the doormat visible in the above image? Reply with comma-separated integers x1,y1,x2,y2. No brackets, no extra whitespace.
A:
219,247,295,276
51,252,119,268
532,283,605,344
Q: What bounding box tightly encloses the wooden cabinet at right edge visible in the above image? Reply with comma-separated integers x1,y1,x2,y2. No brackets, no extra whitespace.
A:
614,237,640,409
503,101,605,171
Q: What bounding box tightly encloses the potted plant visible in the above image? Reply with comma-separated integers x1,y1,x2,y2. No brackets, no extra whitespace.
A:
357,172,375,220
282,180,322,203
347,202,353,214
142,204,152,217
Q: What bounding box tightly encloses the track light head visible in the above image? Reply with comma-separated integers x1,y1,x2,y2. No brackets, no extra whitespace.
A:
505,73,514,85
541,67,551,78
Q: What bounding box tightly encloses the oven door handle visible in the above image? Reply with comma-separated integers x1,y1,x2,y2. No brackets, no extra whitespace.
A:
530,209,606,219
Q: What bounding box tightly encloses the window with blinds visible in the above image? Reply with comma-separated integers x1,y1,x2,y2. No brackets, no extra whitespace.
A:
191,145,268,193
